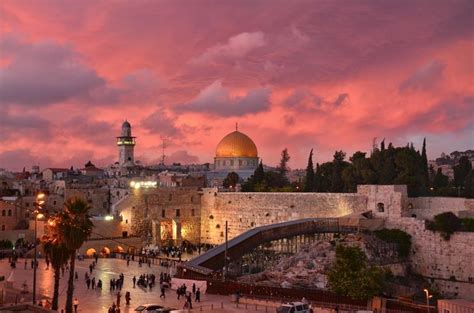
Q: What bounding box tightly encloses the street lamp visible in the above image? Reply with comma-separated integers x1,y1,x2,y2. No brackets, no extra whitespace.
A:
32,192,46,304
423,288,433,313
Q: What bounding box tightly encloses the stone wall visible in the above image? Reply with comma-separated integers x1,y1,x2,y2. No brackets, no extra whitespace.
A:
385,217,474,300
200,188,368,244
406,197,474,220
116,187,202,245
64,188,110,216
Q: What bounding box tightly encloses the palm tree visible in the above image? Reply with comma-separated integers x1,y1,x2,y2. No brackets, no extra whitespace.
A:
57,198,93,313
41,231,69,310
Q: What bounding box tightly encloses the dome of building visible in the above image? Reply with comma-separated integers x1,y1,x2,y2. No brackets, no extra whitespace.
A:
216,131,258,158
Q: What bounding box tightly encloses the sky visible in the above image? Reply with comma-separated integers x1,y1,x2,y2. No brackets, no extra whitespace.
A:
0,0,473,171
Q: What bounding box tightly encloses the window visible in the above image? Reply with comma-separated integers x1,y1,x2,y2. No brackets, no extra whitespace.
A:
443,309,450,313
191,196,194,202
169,194,172,201
408,203,413,209
191,209,195,217
1,225,5,231
25,203,29,207
176,209,180,217
377,202,385,212
230,160,234,166
53,200,57,205
1,210,5,216
162,209,166,218
7,210,12,216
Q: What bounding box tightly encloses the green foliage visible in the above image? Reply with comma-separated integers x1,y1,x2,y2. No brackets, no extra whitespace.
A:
0,240,13,249
374,228,412,257
328,245,386,300
223,172,240,188
460,218,474,231
304,149,315,192
427,212,461,240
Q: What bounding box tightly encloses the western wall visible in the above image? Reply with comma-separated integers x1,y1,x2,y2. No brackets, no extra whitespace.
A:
114,185,474,299
199,188,368,244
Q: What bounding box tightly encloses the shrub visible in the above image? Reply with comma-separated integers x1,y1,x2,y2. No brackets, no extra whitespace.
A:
374,228,412,257
460,218,474,232
0,239,13,249
428,212,461,240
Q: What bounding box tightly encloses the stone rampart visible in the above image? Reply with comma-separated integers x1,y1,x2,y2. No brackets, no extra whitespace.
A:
406,197,474,220
200,188,368,244
385,217,474,300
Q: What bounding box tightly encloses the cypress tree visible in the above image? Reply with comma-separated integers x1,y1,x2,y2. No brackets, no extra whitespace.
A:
254,160,264,183
304,149,315,192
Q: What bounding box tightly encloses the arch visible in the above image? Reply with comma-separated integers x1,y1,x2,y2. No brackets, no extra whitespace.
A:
101,247,111,255
86,248,97,257
114,246,125,253
377,202,385,212
1,210,5,216
7,209,12,216
407,203,414,210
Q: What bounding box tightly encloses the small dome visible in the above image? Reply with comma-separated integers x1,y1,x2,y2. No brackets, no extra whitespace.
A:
216,131,258,158
121,120,132,137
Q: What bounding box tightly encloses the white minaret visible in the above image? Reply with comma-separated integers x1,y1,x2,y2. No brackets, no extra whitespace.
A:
116,120,136,166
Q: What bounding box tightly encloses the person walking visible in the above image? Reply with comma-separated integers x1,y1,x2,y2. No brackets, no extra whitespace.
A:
195,288,201,303
160,284,166,299
192,283,196,294
132,276,136,288
73,298,79,313
125,291,131,305
116,291,121,307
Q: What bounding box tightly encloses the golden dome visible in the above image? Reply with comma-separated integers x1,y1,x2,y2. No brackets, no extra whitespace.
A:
216,131,258,158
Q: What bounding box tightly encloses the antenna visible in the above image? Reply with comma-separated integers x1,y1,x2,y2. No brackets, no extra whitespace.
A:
160,137,166,165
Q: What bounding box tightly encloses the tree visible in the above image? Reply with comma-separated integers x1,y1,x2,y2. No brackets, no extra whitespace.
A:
454,156,472,188
328,245,386,300
42,230,70,310
433,168,449,189
223,172,240,188
254,161,264,183
304,149,315,192
330,151,347,192
277,148,291,179
421,138,429,189
57,198,93,313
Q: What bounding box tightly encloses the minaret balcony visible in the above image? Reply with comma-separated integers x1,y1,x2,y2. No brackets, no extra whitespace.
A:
116,137,136,146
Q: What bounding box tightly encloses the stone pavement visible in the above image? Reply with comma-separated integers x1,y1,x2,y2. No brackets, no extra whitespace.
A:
0,258,272,313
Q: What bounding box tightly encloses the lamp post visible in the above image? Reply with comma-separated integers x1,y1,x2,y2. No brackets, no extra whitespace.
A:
423,288,433,313
32,192,46,304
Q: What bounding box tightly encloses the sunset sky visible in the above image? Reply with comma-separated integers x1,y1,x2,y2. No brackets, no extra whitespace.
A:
0,0,473,171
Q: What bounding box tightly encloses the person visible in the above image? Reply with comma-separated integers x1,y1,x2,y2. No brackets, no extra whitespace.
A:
73,298,79,313
116,291,121,307
160,284,166,298
125,291,131,305
195,288,201,303
24,259,27,269
186,292,193,309
132,276,136,288
335,305,339,313
302,297,308,304
192,283,196,294
75,271,78,280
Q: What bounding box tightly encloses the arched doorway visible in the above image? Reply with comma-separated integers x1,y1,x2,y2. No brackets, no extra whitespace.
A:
114,246,124,253
86,248,97,257
101,247,111,256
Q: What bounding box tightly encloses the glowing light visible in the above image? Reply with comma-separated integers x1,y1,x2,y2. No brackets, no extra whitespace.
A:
130,181,157,189
37,213,45,220
36,193,46,200
104,215,114,221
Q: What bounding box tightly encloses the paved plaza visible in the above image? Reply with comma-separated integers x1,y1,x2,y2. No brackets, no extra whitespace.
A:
0,258,259,313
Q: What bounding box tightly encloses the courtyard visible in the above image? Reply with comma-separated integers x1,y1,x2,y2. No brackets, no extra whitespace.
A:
0,258,256,313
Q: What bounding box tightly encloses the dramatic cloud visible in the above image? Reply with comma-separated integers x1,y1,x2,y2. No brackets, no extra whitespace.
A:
177,80,271,116
167,150,200,164
400,60,446,92
0,0,472,170
192,32,265,65
0,35,106,106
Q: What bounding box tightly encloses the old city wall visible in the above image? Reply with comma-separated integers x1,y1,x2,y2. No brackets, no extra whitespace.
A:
406,197,474,220
117,188,202,245
385,217,474,300
64,188,110,216
200,188,368,244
